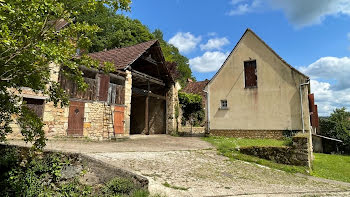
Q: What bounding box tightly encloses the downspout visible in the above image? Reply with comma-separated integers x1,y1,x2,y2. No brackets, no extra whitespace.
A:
300,80,310,133
204,88,210,135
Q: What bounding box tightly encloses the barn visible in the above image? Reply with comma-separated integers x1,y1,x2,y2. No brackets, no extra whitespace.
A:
9,40,179,140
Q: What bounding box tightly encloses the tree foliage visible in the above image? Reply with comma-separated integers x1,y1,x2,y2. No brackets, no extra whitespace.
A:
77,4,155,52
319,107,350,153
178,92,204,126
153,29,195,87
0,0,131,149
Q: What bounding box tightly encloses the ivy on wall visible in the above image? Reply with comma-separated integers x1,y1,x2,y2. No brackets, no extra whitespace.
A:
178,92,205,127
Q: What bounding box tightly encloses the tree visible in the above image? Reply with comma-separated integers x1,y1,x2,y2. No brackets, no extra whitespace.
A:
178,92,204,127
320,107,350,153
78,4,155,52
153,29,195,87
0,0,131,149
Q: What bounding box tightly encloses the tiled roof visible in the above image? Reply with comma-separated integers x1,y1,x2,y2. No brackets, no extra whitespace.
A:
182,80,209,97
88,40,158,70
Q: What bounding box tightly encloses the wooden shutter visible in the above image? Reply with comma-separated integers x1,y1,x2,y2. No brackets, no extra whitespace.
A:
244,60,257,88
99,74,110,101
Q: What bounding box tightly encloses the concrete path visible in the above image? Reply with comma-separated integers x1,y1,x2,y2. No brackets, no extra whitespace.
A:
8,135,350,196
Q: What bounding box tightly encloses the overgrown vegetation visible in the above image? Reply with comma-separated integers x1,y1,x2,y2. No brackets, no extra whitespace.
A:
0,147,91,196
178,92,205,127
203,137,308,174
319,107,350,154
312,153,350,183
0,146,153,196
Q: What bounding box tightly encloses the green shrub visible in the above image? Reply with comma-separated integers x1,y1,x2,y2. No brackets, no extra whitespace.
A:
103,177,136,195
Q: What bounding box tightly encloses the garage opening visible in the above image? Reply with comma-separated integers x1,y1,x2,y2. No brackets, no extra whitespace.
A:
130,71,167,135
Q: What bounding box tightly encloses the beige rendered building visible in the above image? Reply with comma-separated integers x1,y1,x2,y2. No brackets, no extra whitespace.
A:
205,29,318,139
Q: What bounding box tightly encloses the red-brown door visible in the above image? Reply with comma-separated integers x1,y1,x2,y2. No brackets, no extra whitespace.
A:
67,101,85,136
114,106,125,134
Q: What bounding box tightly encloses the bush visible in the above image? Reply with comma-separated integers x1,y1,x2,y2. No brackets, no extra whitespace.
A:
319,107,350,154
103,177,136,195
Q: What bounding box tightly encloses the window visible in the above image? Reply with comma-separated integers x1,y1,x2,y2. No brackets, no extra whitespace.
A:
23,97,45,118
220,100,228,109
244,60,257,88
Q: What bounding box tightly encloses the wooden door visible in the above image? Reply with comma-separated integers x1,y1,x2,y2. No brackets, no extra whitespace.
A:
114,106,125,134
67,101,85,136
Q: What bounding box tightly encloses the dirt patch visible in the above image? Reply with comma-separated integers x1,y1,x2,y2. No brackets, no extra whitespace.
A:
89,149,350,196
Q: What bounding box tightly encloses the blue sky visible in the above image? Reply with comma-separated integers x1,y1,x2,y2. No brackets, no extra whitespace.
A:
126,0,350,116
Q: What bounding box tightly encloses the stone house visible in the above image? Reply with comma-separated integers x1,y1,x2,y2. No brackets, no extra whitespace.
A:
9,40,179,140
205,29,319,139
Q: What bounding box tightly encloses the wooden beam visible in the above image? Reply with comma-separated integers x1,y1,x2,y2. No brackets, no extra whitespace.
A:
79,66,125,81
145,96,149,135
132,87,166,100
131,70,165,86
141,55,158,65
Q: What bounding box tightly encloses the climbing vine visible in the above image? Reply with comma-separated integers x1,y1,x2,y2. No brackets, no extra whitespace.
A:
178,92,205,126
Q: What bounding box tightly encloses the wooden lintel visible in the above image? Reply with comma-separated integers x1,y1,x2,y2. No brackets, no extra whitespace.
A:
132,87,166,100
131,70,165,86
79,66,125,80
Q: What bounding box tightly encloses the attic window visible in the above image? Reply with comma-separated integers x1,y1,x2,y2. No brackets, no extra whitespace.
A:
244,60,257,88
220,100,228,110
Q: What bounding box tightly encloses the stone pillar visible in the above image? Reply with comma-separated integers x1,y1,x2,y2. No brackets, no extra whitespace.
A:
124,70,132,136
166,83,180,135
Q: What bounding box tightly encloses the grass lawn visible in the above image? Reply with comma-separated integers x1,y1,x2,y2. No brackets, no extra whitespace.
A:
312,153,350,183
203,136,308,174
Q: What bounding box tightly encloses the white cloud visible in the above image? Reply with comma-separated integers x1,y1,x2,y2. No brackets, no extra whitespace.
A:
189,51,229,73
298,56,350,116
230,0,246,5
299,57,350,90
268,0,350,27
168,32,201,53
347,32,350,40
200,37,230,51
310,80,350,116
228,0,261,16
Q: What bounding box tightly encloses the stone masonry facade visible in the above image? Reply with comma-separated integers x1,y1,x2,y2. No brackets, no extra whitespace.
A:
240,135,312,167
9,66,178,140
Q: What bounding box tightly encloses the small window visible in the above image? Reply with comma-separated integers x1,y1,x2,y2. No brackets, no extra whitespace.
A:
220,100,228,109
244,60,257,88
23,97,45,118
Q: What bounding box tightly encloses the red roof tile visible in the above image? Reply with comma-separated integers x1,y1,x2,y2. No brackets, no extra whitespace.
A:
88,40,158,70
182,80,209,97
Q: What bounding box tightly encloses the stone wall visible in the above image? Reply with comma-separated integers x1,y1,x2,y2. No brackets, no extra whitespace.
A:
240,135,312,167
166,83,181,135
210,130,289,139
179,127,206,137
83,102,115,140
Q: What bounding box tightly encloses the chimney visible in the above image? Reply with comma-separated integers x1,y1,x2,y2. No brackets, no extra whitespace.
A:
187,78,193,83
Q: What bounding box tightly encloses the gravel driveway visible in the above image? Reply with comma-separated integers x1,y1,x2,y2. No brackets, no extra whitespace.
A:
8,135,350,196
